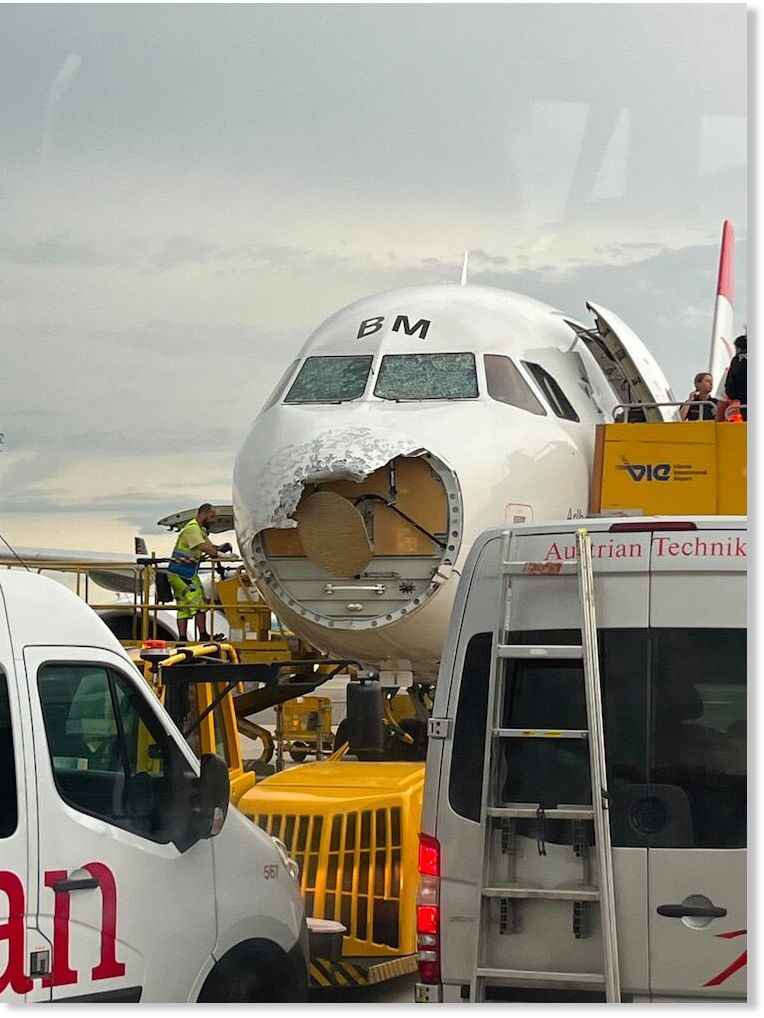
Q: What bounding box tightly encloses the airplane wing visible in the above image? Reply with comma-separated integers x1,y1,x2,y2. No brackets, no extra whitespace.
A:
708,220,735,399
0,546,147,594
1,508,237,593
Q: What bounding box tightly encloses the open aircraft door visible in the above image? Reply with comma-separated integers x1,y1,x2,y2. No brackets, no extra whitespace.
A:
565,303,677,422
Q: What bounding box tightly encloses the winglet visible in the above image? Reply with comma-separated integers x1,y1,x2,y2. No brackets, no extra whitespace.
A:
709,220,735,397
460,250,469,286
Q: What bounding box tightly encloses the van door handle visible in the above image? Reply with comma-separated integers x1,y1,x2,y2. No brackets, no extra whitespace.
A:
52,876,101,893
657,903,727,919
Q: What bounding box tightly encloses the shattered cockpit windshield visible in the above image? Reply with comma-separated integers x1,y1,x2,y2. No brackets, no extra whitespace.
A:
374,353,479,401
284,355,373,403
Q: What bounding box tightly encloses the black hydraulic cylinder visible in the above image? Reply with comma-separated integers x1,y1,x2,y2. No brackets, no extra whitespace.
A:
346,680,384,760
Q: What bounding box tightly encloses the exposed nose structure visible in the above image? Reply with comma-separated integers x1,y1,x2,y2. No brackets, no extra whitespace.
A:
234,425,463,649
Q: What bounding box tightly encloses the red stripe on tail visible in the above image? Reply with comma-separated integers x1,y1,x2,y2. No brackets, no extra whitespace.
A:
716,220,734,302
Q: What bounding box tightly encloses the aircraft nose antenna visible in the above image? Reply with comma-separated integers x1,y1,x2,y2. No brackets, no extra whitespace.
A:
293,491,373,576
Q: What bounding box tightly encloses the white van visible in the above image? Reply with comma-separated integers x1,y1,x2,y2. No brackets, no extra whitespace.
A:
0,571,309,1003
417,517,746,1003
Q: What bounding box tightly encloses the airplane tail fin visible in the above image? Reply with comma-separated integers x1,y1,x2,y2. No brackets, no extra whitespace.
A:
709,220,735,398
134,536,148,557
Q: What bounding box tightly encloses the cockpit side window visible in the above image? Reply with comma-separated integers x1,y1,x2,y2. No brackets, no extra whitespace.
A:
284,355,373,403
484,354,547,415
374,353,478,401
261,359,300,413
522,361,580,422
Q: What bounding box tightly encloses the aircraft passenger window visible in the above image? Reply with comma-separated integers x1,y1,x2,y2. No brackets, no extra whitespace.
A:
261,358,299,413
522,361,580,422
484,354,547,415
0,671,18,838
374,353,478,400
651,628,746,849
38,663,183,844
284,355,373,403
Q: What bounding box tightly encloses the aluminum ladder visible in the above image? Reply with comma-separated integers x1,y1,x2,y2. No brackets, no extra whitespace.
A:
468,527,621,1003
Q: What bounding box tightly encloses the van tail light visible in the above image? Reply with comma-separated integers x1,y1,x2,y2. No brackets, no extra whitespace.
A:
417,833,441,984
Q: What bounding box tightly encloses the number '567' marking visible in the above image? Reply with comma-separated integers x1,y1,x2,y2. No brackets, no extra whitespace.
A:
263,864,279,879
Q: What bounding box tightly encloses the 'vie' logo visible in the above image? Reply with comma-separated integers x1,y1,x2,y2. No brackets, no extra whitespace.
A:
617,460,672,482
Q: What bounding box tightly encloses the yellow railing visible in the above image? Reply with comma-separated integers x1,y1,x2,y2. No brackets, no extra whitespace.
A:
0,555,293,661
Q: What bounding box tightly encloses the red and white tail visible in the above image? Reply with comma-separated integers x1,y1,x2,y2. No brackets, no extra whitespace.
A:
709,220,735,398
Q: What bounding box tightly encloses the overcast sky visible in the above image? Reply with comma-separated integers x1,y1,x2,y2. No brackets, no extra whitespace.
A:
0,3,747,554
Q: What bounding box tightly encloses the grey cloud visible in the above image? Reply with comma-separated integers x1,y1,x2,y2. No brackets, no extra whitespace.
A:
152,235,220,270
0,237,130,267
472,249,510,267
0,492,230,540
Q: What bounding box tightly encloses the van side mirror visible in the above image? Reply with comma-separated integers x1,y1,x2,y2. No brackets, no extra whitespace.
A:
194,753,230,839
169,751,229,853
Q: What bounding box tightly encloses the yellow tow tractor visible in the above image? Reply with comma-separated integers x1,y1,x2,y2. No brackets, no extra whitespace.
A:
129,626,429,989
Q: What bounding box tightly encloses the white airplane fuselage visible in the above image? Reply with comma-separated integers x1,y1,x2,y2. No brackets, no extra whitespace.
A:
233,283,671,681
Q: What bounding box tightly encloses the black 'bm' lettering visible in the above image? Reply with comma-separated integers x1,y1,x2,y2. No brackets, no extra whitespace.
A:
392,315,431,340
357,317,385,339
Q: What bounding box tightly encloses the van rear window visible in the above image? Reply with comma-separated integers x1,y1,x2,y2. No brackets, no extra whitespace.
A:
448,627,746,849
448,633,492,822
651,628,746,849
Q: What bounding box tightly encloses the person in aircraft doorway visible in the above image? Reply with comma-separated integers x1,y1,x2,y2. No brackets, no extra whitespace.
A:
679,372,719,421
167,503,232,642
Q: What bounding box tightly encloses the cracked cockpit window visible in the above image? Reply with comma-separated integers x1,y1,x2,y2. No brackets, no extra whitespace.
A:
375,353,478,401
284,355,373,403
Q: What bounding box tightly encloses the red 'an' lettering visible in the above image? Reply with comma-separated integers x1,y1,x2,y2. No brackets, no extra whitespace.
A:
41,871,77,988
0,870,33,995
0,864,126,994
82,863,126,980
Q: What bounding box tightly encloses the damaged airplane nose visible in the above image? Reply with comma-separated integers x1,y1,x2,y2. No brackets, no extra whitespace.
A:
233,427,463,661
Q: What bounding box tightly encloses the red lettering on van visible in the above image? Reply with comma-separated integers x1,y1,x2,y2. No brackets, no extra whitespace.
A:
0,864,125,994
41,870,77,988
654,535,747,558
0,871,33,995
704,929,746,987
81,863,126,980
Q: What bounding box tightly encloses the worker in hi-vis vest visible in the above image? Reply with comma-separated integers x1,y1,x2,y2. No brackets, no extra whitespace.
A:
167,503,233,641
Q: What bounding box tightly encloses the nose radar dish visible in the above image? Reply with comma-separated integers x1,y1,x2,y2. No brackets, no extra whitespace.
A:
293,491,373,577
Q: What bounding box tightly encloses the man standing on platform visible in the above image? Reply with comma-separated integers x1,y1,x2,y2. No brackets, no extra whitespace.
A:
167,503,232,642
